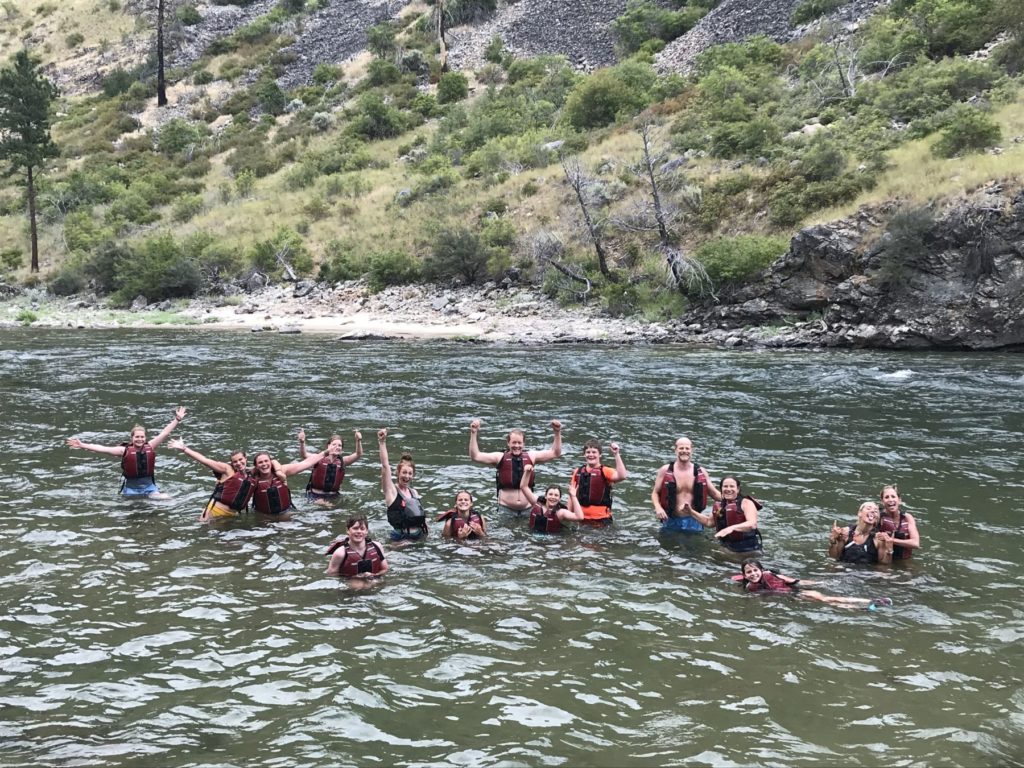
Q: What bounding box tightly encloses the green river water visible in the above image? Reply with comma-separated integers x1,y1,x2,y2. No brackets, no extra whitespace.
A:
1,329,1022,767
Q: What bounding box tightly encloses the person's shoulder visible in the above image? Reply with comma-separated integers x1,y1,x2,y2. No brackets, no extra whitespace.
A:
602,465,615,479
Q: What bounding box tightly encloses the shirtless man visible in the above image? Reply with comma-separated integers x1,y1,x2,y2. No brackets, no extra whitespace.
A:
468,418,562,515
651,436,722,533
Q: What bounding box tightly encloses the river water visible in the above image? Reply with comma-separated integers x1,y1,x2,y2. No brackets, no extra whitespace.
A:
1,329,1022,767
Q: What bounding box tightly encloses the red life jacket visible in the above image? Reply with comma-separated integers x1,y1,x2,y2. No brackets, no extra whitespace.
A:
713,495,763,541
748,571,793,592
450,509,484,538
212,471,255,512
879,511,913,560
307,456,345,494
327,537,386,576
496,450,534,491
658,461,707,514
575,465,612,508
529,503,563,534
252,474,293,515
121,443,156,480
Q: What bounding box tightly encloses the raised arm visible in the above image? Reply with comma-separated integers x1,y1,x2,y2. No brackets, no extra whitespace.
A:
520,463,539,506
66,437,126,457
169,439,231,477
561,482,585,522
343,430,363,466
529,419,563,463
702,468,723,503
378,429,398,506
148,406,187,450
608,441,627,482
280,449,325,477
468,419,503,464
715,497,758,539
827,520,848,560
297,429,308,459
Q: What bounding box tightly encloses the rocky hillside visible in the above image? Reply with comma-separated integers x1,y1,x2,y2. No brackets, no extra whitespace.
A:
683,185,1024,350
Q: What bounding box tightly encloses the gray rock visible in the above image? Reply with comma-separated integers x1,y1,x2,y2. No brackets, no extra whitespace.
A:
131,295,148,311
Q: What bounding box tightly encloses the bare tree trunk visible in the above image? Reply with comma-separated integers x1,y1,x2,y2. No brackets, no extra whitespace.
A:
436,0,448,73
157,0,167,107
562,157,616,281
639,124,670,246
27,164,39,273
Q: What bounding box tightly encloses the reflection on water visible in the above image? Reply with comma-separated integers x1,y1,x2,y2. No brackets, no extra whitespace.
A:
1,330,1023,767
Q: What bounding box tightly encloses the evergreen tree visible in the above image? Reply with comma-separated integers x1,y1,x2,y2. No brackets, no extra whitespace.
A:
0,51,59,274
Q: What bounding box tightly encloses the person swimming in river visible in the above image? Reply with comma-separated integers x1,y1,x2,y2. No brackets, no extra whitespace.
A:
378,428,428,542
169,439,271,521
829,502,894,565
437,490,486,540
66,406,187,498
712,476,763,552
468,418,562,516
569,438,627,526
523,474,585,534
325,515,388,580
651,436,723,533
296,428,363,502
737,559,893,610
878,484,920,560
248,448,326,518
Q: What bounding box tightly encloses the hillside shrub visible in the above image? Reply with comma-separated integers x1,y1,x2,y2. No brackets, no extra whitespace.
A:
112,234,204,302
349,93,407,139
611,0,704,56
437,71,469,104
423,227,490,284
931,104,1002,157
563,62,656,130
249,228,313,278
176,3,201,24
49,263,88,296
791,0,844,25
694,234,789,290
367,249,420,292
875,205,934,291
172,193,205,222
319,239,364,283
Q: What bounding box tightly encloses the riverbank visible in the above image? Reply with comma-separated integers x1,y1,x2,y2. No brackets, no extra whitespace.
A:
0,280,684,344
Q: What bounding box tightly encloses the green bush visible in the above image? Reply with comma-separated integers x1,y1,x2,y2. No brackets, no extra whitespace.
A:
312,63,342,85
249,227,313,278
349,93,407,140
65,31,85,48
790,0,844,25
63,211,114,252
112,234,204,302
443,0,496,24
193,69,215,85
694,234,789,289
367,249,420,292
176,3,201,24
611,0,704,56
364,59,402,87
366,22,396,58
49,264,87,296
171,193,204,222
424,227,490,284
157,118,208,156
931,104,1002,157
0,247,22,273
875,205,934,291
319,239,365,283
437,71,469,104
563,61,656,130
102,67,138,97
484,35,505,65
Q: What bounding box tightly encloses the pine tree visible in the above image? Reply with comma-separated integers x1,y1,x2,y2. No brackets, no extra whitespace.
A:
0,51,59,274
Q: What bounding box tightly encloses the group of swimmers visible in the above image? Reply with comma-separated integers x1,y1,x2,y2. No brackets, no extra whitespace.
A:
66,411,919,603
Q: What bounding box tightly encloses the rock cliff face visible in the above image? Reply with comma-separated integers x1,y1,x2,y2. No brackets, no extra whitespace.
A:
684,186,1024,350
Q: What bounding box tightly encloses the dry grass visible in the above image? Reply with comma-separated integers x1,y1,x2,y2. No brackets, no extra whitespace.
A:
810,92,1024,224
2,0,135,69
